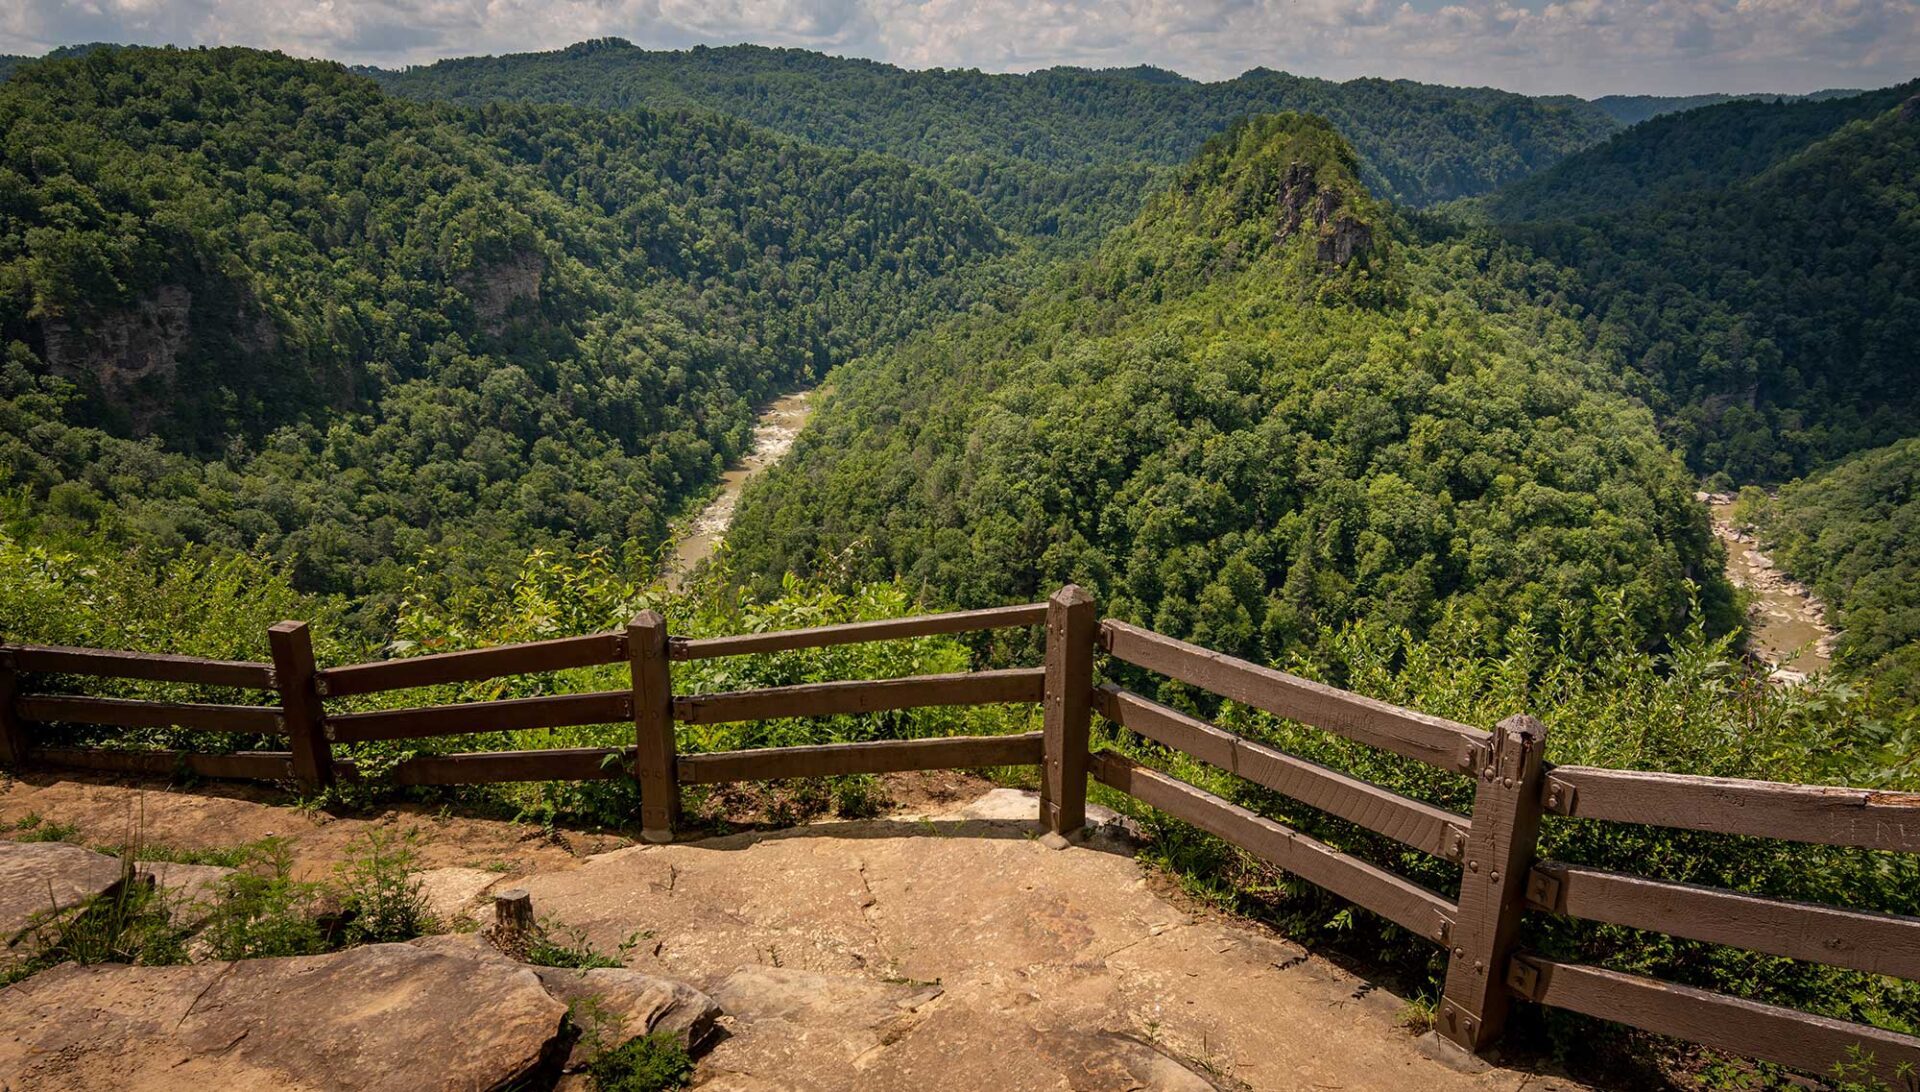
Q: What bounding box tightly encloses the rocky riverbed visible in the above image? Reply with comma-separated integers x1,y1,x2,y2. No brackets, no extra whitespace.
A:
1702,492,1838,683
667,389,815,590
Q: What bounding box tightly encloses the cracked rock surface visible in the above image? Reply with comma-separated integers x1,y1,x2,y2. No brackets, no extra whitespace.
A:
0,943,569,1091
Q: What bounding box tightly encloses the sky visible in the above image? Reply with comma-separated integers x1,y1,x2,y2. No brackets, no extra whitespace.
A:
0,0,1914,99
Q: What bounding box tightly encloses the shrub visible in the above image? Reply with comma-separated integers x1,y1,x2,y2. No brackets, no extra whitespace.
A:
586,1031,694,1092
335,830,432,944
200,839,330,960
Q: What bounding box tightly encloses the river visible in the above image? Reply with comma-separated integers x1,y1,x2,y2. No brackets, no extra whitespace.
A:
1704,493,1837,681
666,390,816,589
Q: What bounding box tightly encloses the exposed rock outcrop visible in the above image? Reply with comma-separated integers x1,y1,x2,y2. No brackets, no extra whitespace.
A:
462,251,544,334
42,284,193,393
0,944,569,1091
0,841,126,955
1269,160,1375,269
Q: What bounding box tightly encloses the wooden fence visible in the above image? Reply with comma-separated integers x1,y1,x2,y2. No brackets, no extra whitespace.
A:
2,585,1918,1080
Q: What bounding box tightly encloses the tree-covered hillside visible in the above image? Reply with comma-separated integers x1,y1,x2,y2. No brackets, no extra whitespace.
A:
1499,93,1920,479
1477,83,1916,222
375,40,1620,244
0,45,1014,631
1749,438,1920,708
1585,87,1865,127
726,115,1733,668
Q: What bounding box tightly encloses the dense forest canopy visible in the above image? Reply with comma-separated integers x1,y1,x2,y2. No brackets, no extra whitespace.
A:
1472,82,1918,223
1492,93,1920,480
1584,87,1867,127
1748,438,1920,706
373,39,1622,245
725,115,1734,669
0,45,1016,631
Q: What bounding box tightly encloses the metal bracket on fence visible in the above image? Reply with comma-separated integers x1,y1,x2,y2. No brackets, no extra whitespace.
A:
613,634,630,659
1433,912,1454,945
1541,775,1576,815
1504,956,1543,1001
312,676,330,697
1523,867,1562,912
1445,826,1469,862
1461,739,1492,775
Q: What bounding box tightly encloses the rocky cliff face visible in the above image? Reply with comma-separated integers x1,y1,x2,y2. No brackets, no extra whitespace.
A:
1271,161,1375,269
42,284,193,395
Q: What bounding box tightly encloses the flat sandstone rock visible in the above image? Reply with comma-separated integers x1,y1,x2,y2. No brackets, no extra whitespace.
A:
0,943,568,1091
0,841,125,945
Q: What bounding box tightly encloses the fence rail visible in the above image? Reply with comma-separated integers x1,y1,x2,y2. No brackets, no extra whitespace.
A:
3,584,1919,1080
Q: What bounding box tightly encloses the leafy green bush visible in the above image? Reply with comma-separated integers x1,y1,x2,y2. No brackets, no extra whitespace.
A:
335,830,433,944
586,1031,694,1092
199,839,331,961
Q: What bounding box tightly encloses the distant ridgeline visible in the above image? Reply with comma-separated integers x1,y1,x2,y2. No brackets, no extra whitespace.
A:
0,45,1014,628
725,114,1733,665
1468,83,1920,480
373,39,1622,245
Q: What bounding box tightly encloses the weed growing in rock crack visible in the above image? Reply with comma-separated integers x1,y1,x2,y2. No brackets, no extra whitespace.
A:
336,830,433,943
566,993,623,1061
1397,995,1438,1036
5,871,188,985
586,1031,694,1092
527,919,647,970
200,838,331,960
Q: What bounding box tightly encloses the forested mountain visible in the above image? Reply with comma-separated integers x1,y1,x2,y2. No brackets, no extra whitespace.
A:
375,40,1620,244
1476,82,1916,222
1495,92,1920,479
725,115,1732,667
1586,88,1864,127
1749,439,1920,707
0,45,1013,631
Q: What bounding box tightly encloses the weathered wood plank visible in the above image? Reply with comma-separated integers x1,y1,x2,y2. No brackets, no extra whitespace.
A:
669,604,1048,661
1530,861,1920,981
677,732,1046,784
1099,620,1488,771
317,632,625,698
5,644,274,690
29,746,296,782
1090,751,1454,941
1547,765,1920,853
1511,956,1920,1086
327,691,631,744
269,622,332,792
671,668,1044,725
630,611,680,842
1096,684,1469,860
389,747,631,785
16,695,285,736
1440,715,1549,1053
1042,586,1096,837
0,657,29,767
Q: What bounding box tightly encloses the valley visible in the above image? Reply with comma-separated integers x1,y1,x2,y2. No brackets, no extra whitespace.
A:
0,37,1917,1092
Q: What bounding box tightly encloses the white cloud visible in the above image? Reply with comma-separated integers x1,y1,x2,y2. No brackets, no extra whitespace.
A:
0,0,1913,97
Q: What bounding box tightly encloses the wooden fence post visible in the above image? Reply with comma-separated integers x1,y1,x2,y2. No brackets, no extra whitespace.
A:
268,621,333,794
1437,713,1548,1055
0,649,27,770
629,610,680,843
1040,584,1096,844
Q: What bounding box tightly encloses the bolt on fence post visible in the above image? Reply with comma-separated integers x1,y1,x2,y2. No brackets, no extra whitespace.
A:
268,621,334,794
1040,584,1096,844
1436,713,1549,1056
630,610,680,843
0,648,26,769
